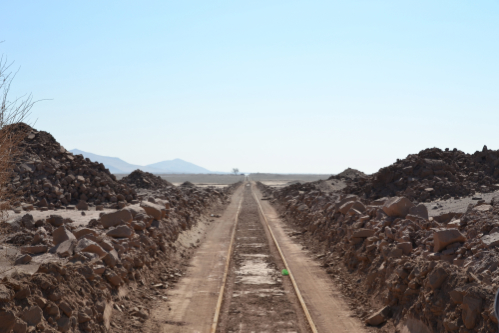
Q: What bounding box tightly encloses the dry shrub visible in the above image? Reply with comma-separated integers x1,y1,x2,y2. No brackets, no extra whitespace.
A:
0,54,36,222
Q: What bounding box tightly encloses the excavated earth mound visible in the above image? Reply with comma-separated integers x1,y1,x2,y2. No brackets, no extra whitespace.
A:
259,181,499,332
9,123,136,209
329,168,367,180
120,170,173,190
344,146,499,203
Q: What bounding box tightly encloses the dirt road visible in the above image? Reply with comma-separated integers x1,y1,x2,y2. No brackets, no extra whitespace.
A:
147,182,366,332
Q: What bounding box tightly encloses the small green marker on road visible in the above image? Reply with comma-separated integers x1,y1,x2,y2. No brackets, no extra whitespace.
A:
282,269,289,276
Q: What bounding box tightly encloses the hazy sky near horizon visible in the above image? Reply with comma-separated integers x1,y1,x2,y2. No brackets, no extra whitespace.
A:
2,1,499,174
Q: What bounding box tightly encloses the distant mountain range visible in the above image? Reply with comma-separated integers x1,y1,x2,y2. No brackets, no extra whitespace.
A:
70,149,212,174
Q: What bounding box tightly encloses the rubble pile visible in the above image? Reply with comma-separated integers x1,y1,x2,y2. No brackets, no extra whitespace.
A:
344,146,499,203
259,181,499,332
329,168,366,181
0,181,240,332
9,124,137,208
119,170,173,190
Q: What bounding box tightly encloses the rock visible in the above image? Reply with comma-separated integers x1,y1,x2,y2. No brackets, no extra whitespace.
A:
0,285,14,302
50,239,76,258
140,201,164,220
474,204,492,212
58,301,73,317
12,318,27,333
102,250,119,268
14,254,32,265
73,228,97,239
433,229,466,252
99,239,114,251
427,266,448,290
131,221,146,231
76,200,88,211
396,242,412,255
408,203,428,220
14,284,31,299
106,225,133,238
75,239,106,257
19,305,43,326
20,245,48,255
21,214,34,228
365,306,390,326
44,301,60,317
57,315,71,332
382,197,415,218
462,295,482,329
0,310,16,332
481,233,499,248
47,215,64,227
100,210,133,228
352,229,375,238
104,269,122,286
52,226,76,245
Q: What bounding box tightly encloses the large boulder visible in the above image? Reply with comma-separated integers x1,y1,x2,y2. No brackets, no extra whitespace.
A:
434,229,466,252
50,239,76,258
365,306,390,326
0,310,16,333
106,225,133,238
140,201,164,220
19,306,43,326
481,233,499,248
408,203,428,220
52,226,76,245
100,210,132,228
462,295,482,329
46,215,64,227
73,228,97,239
75,239,106,257
382,197,415,218
339,201,366,215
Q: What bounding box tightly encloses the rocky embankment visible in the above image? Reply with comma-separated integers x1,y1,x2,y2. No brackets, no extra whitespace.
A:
0,170,240,333
259,181,499,333
343,146,499,203
9,124,137,210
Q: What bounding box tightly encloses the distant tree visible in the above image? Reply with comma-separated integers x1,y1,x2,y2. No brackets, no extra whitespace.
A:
232,168,239,175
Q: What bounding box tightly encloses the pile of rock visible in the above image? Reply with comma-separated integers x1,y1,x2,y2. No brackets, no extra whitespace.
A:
120,169,173,190
259,181,499,332
329,168,366,181
8,123,137,209
344,146,499,203
0,181,237,333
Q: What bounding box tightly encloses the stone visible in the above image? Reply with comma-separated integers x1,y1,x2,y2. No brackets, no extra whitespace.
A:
99,239,114,251
47,215,64,227
382,197,415,218
20,245,48,255
21,214,34,228
352,229,375,238
15,254,32,265
13,318,27,333
75,239,106,257
14,284,31,299
131,221,146,231
73,228,97,239
52,226,76,245
58,301,73,317
0,310,16,332
481,233,499,248
50,239,76,258
408,203,428,220
44,301,60,317
106,225,133,238
474,204,492,212
140,201,164,220
102,250,119,268
57,315,71,332
396,242,412,255
104,269,122,286
0,285,14,302
339,201,360,214
433,229,466,252
76,200,88,211
365,306,390,326
19,305,43,326
100,210,132,228
462,295,482,329
427,266,448,290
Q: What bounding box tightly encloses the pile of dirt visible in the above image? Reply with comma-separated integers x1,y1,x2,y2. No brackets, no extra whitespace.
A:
0,181,239,332
120,170,173,190
329,168,366,180
344,146,499,203
259,181,499,332
8,123,137,209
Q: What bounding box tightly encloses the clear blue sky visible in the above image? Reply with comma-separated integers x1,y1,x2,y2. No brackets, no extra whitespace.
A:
2,1,499,174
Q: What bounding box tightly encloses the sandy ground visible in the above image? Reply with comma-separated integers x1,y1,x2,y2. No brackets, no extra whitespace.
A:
424,190,499,217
